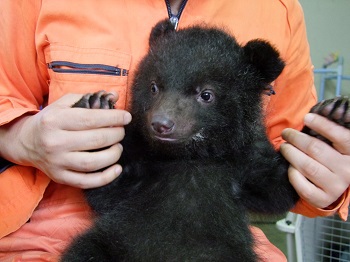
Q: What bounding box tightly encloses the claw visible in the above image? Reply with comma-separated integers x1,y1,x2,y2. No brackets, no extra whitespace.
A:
263,84,276,96
72,91,115,109
302,96,350,144
310,97,349,126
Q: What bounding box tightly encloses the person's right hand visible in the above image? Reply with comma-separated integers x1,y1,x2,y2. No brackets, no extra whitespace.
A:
0,93,132,189
281,113,350,209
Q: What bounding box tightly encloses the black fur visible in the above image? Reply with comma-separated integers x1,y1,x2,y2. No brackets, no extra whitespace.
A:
62,20,349,261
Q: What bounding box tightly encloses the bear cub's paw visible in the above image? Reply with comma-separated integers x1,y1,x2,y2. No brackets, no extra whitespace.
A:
311,97,349,126
72,90,115,109
302,97,350,143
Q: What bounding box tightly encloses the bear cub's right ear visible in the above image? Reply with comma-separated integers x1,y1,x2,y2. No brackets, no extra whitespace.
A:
149,19,176,47
243,40,285,84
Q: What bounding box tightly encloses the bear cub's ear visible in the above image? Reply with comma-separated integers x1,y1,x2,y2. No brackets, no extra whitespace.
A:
149,19,176,47
243,40,285,84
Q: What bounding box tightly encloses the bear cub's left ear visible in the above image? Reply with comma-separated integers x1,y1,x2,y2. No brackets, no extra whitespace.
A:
149,19,176,47
243,40,285,84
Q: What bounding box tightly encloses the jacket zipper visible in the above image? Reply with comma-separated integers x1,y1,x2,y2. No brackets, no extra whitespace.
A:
164,0,188,30
48,61,128,76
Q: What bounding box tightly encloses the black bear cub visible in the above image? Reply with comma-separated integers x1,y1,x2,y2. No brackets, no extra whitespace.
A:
62,20,350,261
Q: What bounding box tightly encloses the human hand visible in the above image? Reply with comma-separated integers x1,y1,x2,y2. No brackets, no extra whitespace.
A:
10,93,132,189
280,113,350,208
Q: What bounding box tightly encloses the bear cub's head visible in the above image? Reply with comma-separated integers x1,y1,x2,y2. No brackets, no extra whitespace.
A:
129,20,285,159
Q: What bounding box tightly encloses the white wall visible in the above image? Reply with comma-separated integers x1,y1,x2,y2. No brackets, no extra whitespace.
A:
299,0,350,99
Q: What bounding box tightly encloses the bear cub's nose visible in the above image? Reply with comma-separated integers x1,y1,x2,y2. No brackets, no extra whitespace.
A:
151,115,175,135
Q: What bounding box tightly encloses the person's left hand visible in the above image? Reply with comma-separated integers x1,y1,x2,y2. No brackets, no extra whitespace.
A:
280,113,350,209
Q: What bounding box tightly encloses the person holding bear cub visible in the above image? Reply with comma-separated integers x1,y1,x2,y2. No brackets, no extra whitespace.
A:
0,0,349,261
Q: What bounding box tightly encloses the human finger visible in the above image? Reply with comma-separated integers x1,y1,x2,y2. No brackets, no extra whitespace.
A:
46,108,132,131
280,140,348,207
281,128,341,172
280,142,334,190
62,127,126,152
53,164,123,189
287,164,333,208
63,143,124,172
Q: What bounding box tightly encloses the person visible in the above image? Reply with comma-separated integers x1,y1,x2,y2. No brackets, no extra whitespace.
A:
0,0,349,261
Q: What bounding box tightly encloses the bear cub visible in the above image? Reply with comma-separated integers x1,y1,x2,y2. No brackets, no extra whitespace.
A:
62,20,350,261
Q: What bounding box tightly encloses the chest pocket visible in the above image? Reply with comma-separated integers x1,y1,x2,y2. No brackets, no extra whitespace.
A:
44,44,131,109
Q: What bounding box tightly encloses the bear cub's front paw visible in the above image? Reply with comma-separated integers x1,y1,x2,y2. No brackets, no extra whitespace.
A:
72,90,115,109
310,97,349,127
302,97,349,143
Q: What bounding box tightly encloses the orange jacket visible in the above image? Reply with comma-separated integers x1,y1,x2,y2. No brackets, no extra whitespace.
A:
0,0,348,261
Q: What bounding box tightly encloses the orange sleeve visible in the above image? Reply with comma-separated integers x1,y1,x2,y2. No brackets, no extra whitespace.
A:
291,188,350,221
250,226,287,262
0,0,51,237
0,0,48,125
266,0,349,220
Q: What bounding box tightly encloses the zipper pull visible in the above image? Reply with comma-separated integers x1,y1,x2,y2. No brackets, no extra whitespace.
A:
164,0,188,31
169,16,179,30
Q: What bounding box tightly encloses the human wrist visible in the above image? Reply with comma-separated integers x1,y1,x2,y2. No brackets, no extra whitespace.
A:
0,114,34,166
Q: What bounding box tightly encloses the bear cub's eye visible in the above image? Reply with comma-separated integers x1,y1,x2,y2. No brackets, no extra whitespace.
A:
150,81,159,95
198,90,215,103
